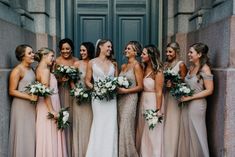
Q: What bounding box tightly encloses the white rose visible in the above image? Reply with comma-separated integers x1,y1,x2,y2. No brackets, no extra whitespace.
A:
62,116,69,124
184,88,190,94
101,88,107,94
111,85,116,90
30,88,36,93
105,82,112,88
83,93,88,98
94,86,99,91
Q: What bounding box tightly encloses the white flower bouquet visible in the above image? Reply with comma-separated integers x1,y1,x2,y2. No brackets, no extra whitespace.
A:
170,83,194,107
115,76,131,88
143,109,163,130
47,107,70,130
93,76,117,101
54,65,80,84
25,81,54,104
70,83,91,103
163,69,181,85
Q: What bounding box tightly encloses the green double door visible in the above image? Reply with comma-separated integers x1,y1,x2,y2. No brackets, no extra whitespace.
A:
70,0,161,64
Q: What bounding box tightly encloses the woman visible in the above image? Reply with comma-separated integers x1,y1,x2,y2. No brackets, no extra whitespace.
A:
8,44,37,157
85,39,118,157
163,42,187,157
117,41,143,157
136,44,164,157
35,47,67,157
55,38,78,157
72,42,95,157
178,43,213,157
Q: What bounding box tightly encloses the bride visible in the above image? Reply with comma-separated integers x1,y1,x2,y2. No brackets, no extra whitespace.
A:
85,39,118,157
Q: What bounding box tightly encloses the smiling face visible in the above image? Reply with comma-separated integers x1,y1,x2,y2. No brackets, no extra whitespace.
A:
22,47,35,64
166,47,177,62
44,51,55,66
141,48,150,63
188,47,201,63
124,44,136,58
100,41,112,57
80,45,88,60
60,43,72,59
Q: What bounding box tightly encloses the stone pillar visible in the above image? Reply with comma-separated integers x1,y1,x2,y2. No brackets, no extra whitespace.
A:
162,0,235,156
0,16,36,157
49,0,61,52
174,0,194,61
28,0,56,50
64,0,74,40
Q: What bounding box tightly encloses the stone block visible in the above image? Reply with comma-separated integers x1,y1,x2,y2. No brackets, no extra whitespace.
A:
175,0,194,13
229,16,235,67
223,68,235,157
207,69,226,157
0,69,11,157
0,2,20,26
0,19,36,69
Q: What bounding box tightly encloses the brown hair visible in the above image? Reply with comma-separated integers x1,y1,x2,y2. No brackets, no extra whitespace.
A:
15,44,32,61
143,44,163,72
166,42,180,54
95,39,115,60
190,42,211,82
125,41,142,56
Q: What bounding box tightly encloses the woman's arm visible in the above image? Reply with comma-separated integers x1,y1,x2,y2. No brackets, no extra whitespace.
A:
179,62,187,80
155,71,164,111
181,65,214,102
9,68,37,101
85,61,93,89
118,63,143,94
39,69,56,113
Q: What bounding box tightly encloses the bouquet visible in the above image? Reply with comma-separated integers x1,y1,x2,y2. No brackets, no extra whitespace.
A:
115,76,131,88
170,83,194,107
47,107,70,130
70,83,91,103
54,65,80,85
163,69,181,86
93,76,117,101
24,81,54,104
143,109,163,130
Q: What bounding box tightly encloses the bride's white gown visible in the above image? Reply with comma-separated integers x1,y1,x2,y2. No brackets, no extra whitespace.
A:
86,62,118,157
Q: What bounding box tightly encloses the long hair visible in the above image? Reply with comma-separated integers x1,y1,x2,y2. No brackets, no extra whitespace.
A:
95,39,115,60
80,42,95,60
144,44,163,73
125,41,142,56
190,42,211,81
166,42,180,62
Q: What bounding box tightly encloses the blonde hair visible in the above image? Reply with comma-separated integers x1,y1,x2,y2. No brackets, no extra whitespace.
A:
34,47,54,62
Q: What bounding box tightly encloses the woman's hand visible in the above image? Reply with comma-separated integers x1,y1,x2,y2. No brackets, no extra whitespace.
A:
117,87,127,94
156,109,163,117
29,94,38,102
166,80,172,88
50,111,59,119
180,95,193,102
61,76,69,82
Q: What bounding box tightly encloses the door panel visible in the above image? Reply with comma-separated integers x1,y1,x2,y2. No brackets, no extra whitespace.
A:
74,0,158,65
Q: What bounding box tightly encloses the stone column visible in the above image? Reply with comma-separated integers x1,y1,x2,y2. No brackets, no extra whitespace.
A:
173,0,194,61
64,0,74,40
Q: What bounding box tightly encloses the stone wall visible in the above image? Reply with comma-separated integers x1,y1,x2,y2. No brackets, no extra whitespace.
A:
163,0,235,156
0,0,61,156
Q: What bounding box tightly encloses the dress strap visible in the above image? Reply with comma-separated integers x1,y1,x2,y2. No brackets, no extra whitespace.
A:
145,71,153,78
173,61,183,69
